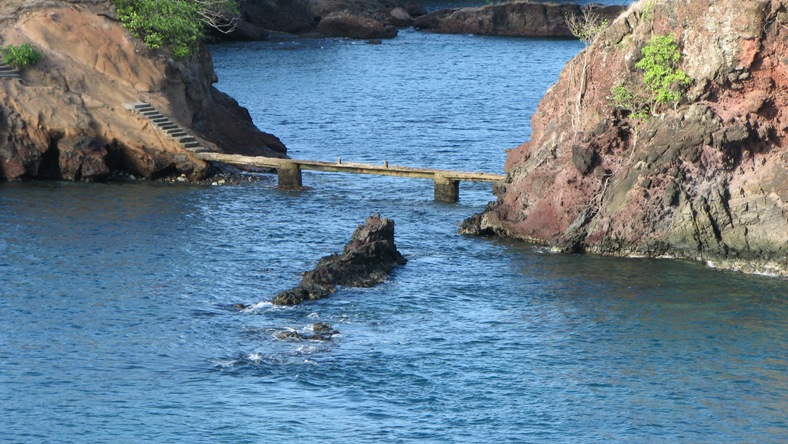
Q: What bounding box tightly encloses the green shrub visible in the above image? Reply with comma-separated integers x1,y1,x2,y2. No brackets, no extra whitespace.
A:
609,83,650,120
3,43,43,70
114,0,204,58
641,0,656,21
635,34,691,105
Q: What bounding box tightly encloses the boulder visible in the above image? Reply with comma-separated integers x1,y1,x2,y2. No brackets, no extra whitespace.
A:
387,6,414,28
272,215,407,305
315,10,398,39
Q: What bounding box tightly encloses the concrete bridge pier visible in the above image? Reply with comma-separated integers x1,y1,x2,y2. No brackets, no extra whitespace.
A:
278,161,302,190
434,174,459,203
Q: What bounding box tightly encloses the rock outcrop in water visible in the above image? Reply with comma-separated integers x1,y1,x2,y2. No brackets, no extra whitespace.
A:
414,2,628,37
272,215,406,305
233,0,422,40
465,0,788,276
0,0,286,182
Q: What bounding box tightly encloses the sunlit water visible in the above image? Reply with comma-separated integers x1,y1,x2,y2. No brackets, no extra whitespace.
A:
2,23,787,443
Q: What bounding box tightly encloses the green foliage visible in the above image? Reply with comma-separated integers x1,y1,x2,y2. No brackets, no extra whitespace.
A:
635,34,691,105
2,43,43,70
575,19,608,43
641,0,655,21
566,5,608,45
114,0,204,58
609,83,650,121
609,33,692,122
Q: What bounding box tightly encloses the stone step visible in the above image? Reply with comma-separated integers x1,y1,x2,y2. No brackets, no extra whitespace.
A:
123,102,212,153
0,63,21,78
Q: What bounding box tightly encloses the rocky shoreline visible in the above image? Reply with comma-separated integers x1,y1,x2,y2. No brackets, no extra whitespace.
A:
0,0,286,182
465,0,788,276
414,2,627,37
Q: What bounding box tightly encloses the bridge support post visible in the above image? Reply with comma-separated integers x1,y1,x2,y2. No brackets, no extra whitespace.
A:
277,161,302,190
434,174,459,203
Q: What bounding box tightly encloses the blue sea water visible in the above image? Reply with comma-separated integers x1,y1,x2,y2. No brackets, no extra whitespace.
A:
2,22,787,443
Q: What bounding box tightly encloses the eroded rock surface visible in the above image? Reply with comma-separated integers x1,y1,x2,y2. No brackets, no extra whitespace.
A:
466,0,788,276
272,215,406,305
0,0,286,182
234,0,414,40
414,2,627,37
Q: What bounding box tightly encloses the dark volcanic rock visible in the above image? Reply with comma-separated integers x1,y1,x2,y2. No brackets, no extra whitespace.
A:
414,2,627,37
315,11,398,39
272,215,406,305
274,322,340,341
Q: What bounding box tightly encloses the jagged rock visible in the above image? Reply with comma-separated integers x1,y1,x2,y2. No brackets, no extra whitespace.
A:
414,2,627,37
470,0,788,276
274,322,339,340
0,0,286,182
272,215,406,305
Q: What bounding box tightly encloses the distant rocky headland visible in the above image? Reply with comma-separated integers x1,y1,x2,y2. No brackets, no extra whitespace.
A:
464,0,788,276
414,2,627,37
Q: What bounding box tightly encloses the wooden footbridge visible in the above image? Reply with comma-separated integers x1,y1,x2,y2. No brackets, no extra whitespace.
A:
194,152,505,203
125,102,505,202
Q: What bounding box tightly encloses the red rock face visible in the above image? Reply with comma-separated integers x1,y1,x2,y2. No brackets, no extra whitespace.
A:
470,0,788,276
0,1,286,182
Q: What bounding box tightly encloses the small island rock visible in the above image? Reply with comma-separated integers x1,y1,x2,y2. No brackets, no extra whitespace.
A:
272,215,406,305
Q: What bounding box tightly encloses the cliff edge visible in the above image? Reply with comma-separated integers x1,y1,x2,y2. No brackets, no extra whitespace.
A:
0,0,286,182
466,0,788,276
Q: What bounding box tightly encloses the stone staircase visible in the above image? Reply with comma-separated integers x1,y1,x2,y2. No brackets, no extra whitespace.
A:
124,102,210,153
0,61,21,80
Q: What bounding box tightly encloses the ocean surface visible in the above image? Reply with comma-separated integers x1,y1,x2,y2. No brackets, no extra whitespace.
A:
2,17,788,444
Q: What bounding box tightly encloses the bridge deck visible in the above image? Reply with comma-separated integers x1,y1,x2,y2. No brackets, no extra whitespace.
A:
194,152,505,202
195,153,504,182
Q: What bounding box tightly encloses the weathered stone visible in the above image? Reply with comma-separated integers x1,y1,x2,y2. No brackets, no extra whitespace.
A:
414,3,627,37
315,10,397,39
387,7,413,28
272,215,406,305
0,1,287,182
469,0,788,276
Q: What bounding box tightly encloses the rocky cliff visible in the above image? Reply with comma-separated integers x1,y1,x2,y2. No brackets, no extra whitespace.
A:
414,2,627,37
0,0,286,182
466,0,788,276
